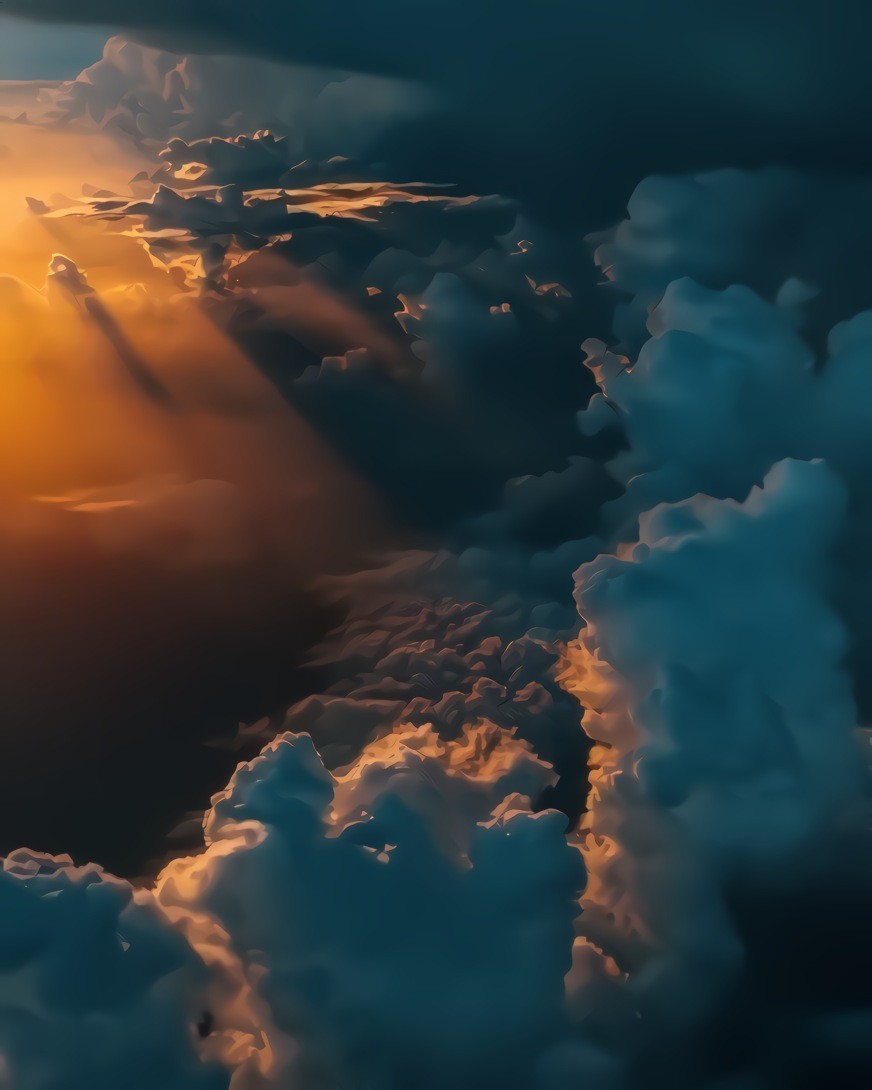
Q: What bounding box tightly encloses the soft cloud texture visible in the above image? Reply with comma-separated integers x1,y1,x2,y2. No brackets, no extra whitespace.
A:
562,459,869,1089
157,727,584,1090
0,852,227,1089
581,164,872,723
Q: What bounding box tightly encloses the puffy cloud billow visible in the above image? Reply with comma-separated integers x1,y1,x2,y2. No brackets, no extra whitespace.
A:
582,179,872,715
561,458,870,1089
0,853,227,1089
156,727,584,1090
0,11,871,1090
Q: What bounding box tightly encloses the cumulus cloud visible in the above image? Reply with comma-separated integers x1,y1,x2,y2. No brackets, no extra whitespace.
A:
0,852,227,1090
590,168,872,353
156,727,584,1090
582,229,872,717
561,459,870,1088
276,552,592,820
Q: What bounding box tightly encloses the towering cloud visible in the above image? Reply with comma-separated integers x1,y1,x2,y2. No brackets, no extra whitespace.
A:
156,727,585,1090
562,459,868,1087
583,170,872,719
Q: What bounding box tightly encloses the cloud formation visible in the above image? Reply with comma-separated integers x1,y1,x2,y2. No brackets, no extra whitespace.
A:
583,181,872,717
16,2,872,216
0,17,871,1090
156,726,584,1090
0,852,227,1090
20,41,601,530
562,458,869,1088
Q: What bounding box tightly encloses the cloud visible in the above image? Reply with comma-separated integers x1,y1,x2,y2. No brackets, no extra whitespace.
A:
0,851,227,1090
12,36,433,160
590,167,872,353
561,458,870,1088
23,64,599,531
16,4,872,218
276,550,594,820
582,225,872,716
156,727,585,1090
0,111,397,876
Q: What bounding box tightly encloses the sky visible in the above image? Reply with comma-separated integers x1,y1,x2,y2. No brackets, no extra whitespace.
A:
0,17,110,78
0,5,870,1090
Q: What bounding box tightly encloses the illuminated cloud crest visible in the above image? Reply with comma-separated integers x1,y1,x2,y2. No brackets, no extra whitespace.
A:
157,728,584,1090
281,555,593,819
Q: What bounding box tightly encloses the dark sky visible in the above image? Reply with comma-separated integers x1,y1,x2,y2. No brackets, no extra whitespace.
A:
0,16,110,78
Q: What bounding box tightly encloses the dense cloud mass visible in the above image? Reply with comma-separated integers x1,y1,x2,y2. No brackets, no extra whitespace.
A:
17,36,432,158
0,852,227,1089
590,168,872,353
563,460,870,1088
157,728,584,1090
583,174,872,717
0,8,871,1090
15,1,872,217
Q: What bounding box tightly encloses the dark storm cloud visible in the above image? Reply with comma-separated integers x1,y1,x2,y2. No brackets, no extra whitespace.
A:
13,1,872,217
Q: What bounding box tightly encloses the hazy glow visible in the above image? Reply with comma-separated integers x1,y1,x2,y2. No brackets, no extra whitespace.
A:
0,112,387,762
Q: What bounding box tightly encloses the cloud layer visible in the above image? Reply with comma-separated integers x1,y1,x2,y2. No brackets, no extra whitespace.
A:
0,20,870,1090
16,2,872,217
